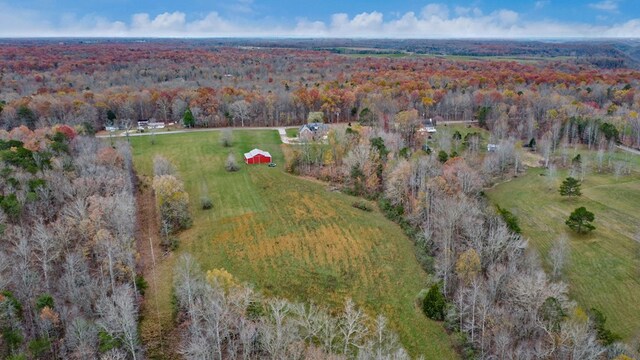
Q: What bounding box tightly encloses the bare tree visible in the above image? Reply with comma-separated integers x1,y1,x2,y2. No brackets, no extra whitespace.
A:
230,100,251,127
225,153,240,172
153,155,176,176
96,285,140,360
65,317,99,359
339,299,368,356
221,129,233,147
32,222,60,292
549,235,569,281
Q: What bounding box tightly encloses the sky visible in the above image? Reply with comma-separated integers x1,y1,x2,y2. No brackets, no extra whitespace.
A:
0,0,639,38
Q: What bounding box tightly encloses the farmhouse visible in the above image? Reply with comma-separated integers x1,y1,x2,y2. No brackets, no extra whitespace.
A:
299,122,329,141
244,148,272,164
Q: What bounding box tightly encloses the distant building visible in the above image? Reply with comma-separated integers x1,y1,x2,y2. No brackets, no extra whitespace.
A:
487,144,500,152
299,122,329,141
417,118,437,134
148,122,166,129
137,120,149,130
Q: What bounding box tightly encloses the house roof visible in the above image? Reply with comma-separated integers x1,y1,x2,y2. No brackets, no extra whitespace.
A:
299,123,329,133
243,148,272,159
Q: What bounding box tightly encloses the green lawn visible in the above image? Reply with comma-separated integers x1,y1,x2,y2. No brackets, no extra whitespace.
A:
488,166,640,340
285,127,299,138
130,130,457,358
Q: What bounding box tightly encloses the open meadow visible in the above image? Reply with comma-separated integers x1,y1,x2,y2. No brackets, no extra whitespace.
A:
488,152,640,341
130,130,457,358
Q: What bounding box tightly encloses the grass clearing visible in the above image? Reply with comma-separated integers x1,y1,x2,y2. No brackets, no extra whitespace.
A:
130,130,457,358
487,164,640,341
285,127,299,138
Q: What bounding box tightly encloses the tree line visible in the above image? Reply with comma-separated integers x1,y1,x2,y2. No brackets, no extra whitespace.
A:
0,127,142,358
1,43,640,149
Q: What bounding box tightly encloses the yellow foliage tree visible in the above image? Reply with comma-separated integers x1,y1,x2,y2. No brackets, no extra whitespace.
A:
206,268,239,292
152,175,191,232
455,248,481,285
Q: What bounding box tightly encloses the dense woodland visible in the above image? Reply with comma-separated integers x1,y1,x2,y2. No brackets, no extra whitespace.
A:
1,40,640,359
1,41,640,150
0,126,141,359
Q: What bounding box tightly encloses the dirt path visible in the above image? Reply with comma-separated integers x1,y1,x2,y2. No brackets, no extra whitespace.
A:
135,175,181,360
277,127,299,144
618,144,640,156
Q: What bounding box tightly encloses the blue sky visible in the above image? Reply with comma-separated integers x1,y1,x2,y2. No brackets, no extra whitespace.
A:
0,0,639,37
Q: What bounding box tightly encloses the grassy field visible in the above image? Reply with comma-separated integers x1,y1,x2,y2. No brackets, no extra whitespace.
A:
130,130,457,358
427,123,489,152
488,160,640,340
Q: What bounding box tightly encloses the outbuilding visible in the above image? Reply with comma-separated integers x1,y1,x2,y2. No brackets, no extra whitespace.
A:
244,148,272,164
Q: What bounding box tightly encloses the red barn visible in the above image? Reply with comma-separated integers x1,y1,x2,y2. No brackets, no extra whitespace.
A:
244,148,272,164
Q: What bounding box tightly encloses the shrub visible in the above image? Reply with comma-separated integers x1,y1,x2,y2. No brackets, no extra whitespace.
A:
221,129,233,147
160,235,180,251
0,194,21,221
200,196,213,210
2,328,23,353
225,153,240,172
98,330,121,353
497,205,522,234
351,201,372,212
589,308,622,346
35,294,54,311
422,283,446,321
437,150,449,163
135,275,149,296
152,155,176,176
27,337,51,358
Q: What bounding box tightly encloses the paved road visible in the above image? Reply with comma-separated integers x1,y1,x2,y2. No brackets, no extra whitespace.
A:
96,126,298,139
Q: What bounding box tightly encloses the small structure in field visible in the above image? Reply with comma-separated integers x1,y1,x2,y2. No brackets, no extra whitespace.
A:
487,144,500,152
299,123,329,141
244,148,272,164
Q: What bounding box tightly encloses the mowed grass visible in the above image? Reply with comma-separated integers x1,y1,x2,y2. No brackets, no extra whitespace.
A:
285,127,299,138
488,165,640,340
130,130,457,358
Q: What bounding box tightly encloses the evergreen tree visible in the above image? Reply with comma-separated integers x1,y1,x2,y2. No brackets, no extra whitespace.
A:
559,177,582,197
183,108,195,128
422,283,446,321
566,207,595,234
437,150,449,163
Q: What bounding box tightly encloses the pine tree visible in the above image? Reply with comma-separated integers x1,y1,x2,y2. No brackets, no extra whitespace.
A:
183,108,195,128
422,283,446,321
566,207,595,234
559,177,582,197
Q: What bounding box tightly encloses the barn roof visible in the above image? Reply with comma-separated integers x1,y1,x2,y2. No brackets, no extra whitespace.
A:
243,148,272,159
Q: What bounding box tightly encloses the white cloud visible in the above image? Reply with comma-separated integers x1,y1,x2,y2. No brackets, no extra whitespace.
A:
421,4,449,19
225,0,255,15
588,0,619,12
0,2,639,38
535,1,550,10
